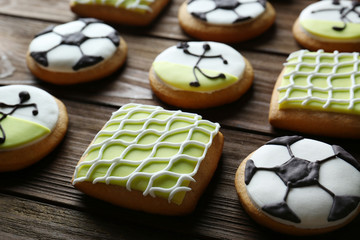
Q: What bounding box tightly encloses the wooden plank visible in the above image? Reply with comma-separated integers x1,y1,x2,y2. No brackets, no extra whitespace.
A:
0,0,315,54
1,99,359,240
0,193,196,240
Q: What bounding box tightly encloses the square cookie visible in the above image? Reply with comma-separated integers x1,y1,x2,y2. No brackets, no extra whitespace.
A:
269,49,360,138
72,103,224,215
70,0,170,26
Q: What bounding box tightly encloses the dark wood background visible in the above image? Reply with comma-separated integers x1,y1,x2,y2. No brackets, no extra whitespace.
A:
0,0,359,239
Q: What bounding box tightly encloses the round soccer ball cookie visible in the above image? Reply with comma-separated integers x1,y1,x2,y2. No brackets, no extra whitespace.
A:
27,18,127,84
178,0,276,43
235,135,360,235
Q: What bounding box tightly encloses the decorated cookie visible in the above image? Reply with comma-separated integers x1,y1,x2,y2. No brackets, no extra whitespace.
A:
70,0,170,26
149,41,254,108
293,0,360,52
72,103,224,215
269,49,360,138
0,85,68,172
26,18,127,84
178,0,276,43
235,135,360,235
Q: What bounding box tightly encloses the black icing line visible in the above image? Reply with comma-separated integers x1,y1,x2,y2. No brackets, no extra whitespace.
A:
0,91,38,144
176,42,228,87
310,1,360,32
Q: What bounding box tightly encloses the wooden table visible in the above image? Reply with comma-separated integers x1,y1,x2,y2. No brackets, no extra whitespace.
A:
0,0,359,239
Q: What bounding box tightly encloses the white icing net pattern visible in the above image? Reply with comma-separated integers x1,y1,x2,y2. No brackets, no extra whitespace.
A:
278,49,360,111
73,104,220,203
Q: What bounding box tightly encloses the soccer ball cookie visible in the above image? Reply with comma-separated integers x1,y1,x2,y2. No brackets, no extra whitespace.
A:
72,103,224,215
235,135,360,235
27,18,127,85
269,49,360,138
149,41,254,109
0,85,68,172
70,0,170,26
178,0,276,43
293,0,360,52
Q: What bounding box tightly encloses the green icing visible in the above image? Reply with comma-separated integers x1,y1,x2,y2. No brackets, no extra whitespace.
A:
278,51,360,114
73,0,153,13
301,19,360,39
74,104,219,204
153,61,238,92
0,115,50,149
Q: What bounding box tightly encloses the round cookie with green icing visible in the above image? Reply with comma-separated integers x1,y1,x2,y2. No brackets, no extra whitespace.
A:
293,0,360,52
70,0,170,26
178,0,276,43
269,49,360,138
72,103,224,215
0,85,68,172
149,41,254,109
235,135,360,235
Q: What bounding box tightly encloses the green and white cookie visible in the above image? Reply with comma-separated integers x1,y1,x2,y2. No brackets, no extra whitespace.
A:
0,85,68,171
269,49,360,138
72,103,224,214
293,0,360,52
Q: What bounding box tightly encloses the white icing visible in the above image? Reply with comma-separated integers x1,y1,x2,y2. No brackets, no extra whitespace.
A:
247,171,287,206
47,45,83,72
251,145,291,168
278,49,360,111
53,20,86,35
290,138,334,162
29,32,62,52
80,38,117,58
154,41,245,78
287,186,334,228
0,85,59,130
299,0,360,23
246,137,360,229
187,0,266,25
29,20,119,72
82,23,115,38
73,103,220,203
319,157,360,196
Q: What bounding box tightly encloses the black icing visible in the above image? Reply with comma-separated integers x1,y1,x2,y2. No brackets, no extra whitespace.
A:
262,201,301,223
107,31,120,47
266,135,303,146
0,91,38,144
310,0,360,32
30,18,120,71
176,42,228,87
80,18,101,24
189,0,266,24
34,25,55,38
244,136,360,224
276,158,320,188
328,196,360,221
244,160,257,185
30,52,48,67
332,145,360,171
62,32,88,46
73,56,104,71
